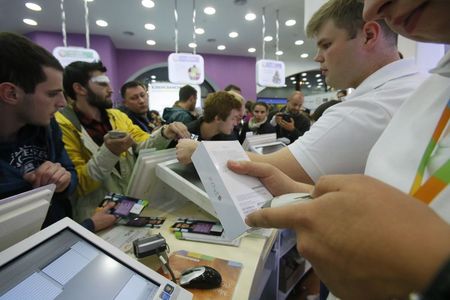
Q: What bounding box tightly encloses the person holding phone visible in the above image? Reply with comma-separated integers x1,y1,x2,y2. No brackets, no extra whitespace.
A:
269,91,311,144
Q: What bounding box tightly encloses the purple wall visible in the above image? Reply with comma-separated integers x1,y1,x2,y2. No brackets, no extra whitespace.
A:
26,31,256,101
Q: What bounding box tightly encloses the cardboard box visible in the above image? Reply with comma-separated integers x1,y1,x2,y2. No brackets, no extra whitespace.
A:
192,141,273,240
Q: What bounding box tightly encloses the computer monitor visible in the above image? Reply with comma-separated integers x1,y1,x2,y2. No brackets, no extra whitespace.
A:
0,184,55,252
126,148,177,199
249,141,287,155
0,218,192,300
156,159,217,218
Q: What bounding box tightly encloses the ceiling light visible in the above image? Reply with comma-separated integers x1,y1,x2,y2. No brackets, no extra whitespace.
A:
141,0,155,8
302,78,307,81
146,39,156,45
285,19,296,26
264,36,273,42
315,74,321,77
25,2,42,11
300,53,309,58
96,20,108,27
195,28,205,35
228,32,239,38
151,79,156,83
217,45,226,50
317,79,323,82
23,18,37,26
144,23,155,30
188,42,197,48
275,50,283,56
248,48,256,53
245,13,256,21
292,81,296,84
204,6,216,15
295,40,304,45
301,73,307,76
307,85,312,88
150,75,156,79
318,82,323,85
290,77,295,80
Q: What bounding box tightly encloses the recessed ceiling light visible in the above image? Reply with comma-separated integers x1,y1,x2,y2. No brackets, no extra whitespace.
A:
23,18,38,26
307,85,312,88
141,0,155,8
301,73,307,76
285,19,296,26
25,2,42,11
245,13,256,21
150,75,156,79
317,79,323,83
146,39,156,45
248,48,256,53
217,45,226,50
188,42,197,48
275,50,283,56
300,53,309,58
144,23,155,30
96,20,108,27
292,81,296,84
195,28,205,35
204,6,216,15
302,78,307,81
306,82,310,84
228,31,239,38
295,40,304,45
290,77,295,80
264,36,273,42
151,79,156,83
318,82,323,85
315,74,321,77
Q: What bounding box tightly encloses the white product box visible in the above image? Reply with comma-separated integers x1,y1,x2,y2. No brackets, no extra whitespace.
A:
192,141,273,240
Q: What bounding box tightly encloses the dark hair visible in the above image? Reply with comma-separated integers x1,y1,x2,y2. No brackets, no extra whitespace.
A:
179,85,197,102
224,84,241,92
120,81,147,99
0,32,63,93
203,91,242,122
63,61,107,100
252,102,269,111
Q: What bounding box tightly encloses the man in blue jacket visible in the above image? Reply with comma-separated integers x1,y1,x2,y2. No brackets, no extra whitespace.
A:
0,32,115,231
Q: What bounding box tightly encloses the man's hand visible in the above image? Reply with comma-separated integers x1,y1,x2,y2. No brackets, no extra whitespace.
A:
103,132,135,156
227,160,313,196
91,202,117,232
246,174,450,299
176,139,199,165
276,116,295,132
23,161,71,192
163,122,190,140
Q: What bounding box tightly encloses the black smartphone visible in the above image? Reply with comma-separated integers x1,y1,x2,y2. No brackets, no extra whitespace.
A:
119,216,166,228
277,112,292,121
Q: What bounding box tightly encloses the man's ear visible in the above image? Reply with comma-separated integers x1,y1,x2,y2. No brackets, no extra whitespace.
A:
361,21,381,49
73,82,87,96
0,82,20,105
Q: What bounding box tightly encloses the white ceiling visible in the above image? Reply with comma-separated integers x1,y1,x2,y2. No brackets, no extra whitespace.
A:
0,0,319,72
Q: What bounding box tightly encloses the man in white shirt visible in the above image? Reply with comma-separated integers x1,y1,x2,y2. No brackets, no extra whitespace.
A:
249,0,427,185
233,0,450,298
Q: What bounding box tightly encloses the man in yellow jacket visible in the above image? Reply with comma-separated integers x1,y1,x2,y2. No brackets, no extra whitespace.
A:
56,61,190,222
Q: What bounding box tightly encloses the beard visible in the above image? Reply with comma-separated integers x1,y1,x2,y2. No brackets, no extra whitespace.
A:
86,87,112,110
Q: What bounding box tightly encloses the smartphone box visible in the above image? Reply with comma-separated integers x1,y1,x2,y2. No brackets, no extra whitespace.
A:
191,141,273,240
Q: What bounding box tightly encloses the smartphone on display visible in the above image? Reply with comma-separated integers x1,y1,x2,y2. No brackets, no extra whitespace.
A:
119,216,166,228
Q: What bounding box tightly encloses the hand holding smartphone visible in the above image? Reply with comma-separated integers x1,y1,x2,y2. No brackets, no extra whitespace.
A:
108,130,127,139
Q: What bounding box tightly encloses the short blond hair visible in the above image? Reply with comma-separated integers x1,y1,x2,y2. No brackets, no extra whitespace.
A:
306,0,397,46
